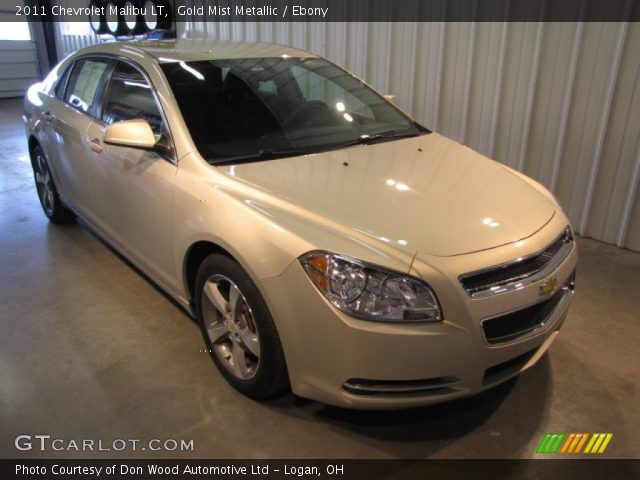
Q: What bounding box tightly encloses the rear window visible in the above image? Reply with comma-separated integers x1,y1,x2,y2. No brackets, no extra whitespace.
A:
64,59,110,113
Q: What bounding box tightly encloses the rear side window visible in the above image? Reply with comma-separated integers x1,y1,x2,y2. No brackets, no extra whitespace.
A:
101,61,164,134
64,59,110,113
54,64,72,100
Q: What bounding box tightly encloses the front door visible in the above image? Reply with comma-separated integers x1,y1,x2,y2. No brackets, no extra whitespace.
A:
85,60,177,286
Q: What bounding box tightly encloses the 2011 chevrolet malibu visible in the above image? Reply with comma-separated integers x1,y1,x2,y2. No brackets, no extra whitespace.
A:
24,39,577,409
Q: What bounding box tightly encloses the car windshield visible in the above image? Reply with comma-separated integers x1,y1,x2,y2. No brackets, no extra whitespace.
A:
160,57,427,164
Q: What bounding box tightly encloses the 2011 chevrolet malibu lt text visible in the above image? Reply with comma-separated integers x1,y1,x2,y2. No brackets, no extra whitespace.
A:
23,39,577,409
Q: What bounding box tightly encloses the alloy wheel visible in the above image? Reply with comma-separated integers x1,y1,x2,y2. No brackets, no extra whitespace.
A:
201,274,261,380
34,153,55,216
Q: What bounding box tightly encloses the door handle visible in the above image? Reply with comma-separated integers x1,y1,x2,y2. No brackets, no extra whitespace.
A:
42,111,54,123
89,138,103,153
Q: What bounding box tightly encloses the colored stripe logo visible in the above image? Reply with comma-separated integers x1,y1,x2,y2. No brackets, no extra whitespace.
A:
537,433,613,454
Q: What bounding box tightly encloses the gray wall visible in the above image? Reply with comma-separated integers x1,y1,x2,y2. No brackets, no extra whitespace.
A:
53,22,101,61
54,21,640,252
0,39,40,98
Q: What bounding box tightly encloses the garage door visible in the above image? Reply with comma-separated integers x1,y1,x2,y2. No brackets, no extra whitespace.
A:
0,21,40,98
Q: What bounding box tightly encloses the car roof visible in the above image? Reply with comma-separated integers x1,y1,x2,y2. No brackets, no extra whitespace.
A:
77,38,316,64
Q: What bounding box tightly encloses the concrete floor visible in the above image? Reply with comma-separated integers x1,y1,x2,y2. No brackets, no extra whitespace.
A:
0,97,638,459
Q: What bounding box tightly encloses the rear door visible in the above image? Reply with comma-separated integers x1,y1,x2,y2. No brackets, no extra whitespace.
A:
42,57,111,216
84,59,177,286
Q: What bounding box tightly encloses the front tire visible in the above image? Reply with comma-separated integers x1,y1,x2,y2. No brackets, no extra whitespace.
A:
195,254,289,398
31,146,75,224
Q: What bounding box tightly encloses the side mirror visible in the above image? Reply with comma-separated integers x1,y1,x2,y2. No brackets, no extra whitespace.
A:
103,119,157,149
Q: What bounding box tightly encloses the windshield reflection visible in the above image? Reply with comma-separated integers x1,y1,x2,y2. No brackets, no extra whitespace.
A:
160,57,427,164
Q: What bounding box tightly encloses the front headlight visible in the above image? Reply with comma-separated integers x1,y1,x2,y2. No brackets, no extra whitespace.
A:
300,251,442,323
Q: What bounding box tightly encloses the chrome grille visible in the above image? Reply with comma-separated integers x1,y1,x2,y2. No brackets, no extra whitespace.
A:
481,272,575,345
460,227,574,298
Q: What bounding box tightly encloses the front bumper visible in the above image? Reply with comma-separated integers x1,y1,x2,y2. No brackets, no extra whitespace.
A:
260,219,577,409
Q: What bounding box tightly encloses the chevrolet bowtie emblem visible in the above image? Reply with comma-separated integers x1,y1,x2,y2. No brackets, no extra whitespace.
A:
539,277,558,296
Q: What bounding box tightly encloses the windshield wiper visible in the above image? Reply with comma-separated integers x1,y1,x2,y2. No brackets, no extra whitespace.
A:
211,129,427,165
211,148,308,166
326,130,424,150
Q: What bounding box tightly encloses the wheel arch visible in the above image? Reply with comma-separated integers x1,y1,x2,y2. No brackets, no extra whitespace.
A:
27,135,40,164
183,240,237,309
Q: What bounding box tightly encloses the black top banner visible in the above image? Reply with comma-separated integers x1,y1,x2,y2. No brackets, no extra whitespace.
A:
11,0,640,22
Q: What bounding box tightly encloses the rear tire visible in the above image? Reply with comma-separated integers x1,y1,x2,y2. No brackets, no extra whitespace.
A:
195,254,289,398
31,145,75,224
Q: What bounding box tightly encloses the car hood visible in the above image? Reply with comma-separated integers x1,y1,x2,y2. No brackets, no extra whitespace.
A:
217,133,555,257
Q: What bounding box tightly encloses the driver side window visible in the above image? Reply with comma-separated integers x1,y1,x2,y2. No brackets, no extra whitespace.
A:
101,62,164,136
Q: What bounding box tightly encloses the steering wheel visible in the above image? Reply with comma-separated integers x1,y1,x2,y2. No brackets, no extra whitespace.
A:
283,101,334,129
